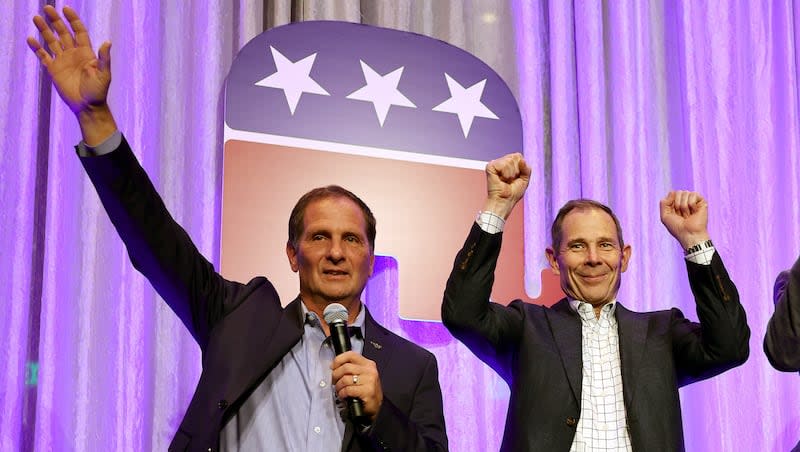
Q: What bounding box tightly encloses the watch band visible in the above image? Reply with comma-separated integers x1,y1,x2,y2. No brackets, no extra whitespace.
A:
685,239,714,255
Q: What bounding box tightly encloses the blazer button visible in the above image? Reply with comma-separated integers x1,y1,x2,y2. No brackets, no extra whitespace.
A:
217,399,228,410
566,416,577,427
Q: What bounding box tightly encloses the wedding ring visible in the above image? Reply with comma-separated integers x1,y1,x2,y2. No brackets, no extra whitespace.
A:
353,374,359,385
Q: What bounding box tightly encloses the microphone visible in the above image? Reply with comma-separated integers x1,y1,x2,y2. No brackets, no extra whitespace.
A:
323,303,366,422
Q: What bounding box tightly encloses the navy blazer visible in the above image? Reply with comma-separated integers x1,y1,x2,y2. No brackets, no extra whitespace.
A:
80,137,448,452
442,223,749,452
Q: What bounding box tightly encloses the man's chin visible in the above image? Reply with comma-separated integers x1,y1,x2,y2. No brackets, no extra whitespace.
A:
322,294,347,303
320,290,358,305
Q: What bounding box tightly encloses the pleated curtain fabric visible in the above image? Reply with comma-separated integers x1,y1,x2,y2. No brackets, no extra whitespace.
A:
2,1,798,450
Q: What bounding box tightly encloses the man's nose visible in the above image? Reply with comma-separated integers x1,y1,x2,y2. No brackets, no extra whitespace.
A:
585,245,601,265
327,238,345,261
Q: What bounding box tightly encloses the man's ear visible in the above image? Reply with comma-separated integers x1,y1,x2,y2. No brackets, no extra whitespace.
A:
286,242,299,272
620,244,632,273
368,252,375,278
545,247,560,275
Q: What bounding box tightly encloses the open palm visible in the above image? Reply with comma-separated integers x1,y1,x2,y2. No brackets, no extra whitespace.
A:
27,6,111,115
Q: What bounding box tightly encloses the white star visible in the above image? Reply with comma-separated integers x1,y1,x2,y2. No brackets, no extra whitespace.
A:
255,46,330,115
432,74,498,137
346,61,416,126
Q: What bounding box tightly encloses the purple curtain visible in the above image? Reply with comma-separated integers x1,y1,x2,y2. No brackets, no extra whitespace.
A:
2,1,798,450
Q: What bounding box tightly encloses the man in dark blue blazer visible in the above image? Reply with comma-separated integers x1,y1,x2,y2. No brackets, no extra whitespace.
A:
442,153,749,451
29,6,447,452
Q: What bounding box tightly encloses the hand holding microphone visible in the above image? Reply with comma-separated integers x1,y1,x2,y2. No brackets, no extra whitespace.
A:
325,303,383,424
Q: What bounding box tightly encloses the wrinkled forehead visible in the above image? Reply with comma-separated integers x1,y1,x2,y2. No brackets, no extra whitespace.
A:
302,197,369,235
560,207,621,243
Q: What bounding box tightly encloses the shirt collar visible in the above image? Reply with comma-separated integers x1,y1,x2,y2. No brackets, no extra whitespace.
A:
568,298,617,321
301,302,367,331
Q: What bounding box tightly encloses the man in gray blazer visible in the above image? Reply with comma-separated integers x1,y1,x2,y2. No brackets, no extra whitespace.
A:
764,258,800,452
765,257,800,372
29,6,447,451
442,153,749,451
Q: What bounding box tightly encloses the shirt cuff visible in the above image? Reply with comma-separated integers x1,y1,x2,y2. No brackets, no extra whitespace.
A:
476,211,505,234
684,240,715,265
76,130,122,157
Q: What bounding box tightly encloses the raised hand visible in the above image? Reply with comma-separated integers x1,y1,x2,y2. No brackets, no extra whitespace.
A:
659,190,711,249
483,152,531,219
28,5,116,145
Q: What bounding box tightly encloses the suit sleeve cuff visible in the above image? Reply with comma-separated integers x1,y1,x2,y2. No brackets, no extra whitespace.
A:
76,130,122,157
476,211,505,234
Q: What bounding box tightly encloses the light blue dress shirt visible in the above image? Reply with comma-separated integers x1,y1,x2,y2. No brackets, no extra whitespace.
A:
219,303,365,452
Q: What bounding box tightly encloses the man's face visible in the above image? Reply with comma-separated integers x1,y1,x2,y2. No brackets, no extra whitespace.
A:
286,197,375,309
546,208,631,307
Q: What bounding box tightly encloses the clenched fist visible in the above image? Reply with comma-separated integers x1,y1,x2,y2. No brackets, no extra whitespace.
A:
483,152,531,220
659,190,711,249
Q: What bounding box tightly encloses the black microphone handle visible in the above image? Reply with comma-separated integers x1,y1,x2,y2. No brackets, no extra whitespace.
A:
330,320,352,355
330,320,366,421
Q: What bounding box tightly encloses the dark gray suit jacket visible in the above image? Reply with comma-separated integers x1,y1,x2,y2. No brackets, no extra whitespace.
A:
763,257,800,452
80,137,448,452
765,257,800,372
442,223,749,451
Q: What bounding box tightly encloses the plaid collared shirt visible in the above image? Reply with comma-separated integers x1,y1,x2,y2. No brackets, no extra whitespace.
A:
569,300,632,452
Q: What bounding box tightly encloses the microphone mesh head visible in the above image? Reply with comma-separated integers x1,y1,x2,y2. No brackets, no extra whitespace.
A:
323,303,349,324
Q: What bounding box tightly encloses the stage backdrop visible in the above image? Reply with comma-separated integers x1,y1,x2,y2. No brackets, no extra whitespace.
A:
2,1,799,451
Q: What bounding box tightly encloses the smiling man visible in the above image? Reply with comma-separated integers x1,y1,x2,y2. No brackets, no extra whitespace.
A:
545,201,631,317
441,153,750,451
28,6,447,452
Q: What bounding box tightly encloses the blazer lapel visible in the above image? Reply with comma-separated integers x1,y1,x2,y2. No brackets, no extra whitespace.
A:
248,297,304,384
548,299,583,404
615,302,648,409
361,308,391,365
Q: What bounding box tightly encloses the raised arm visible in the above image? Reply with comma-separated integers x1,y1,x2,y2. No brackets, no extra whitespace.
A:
660,191,750,382
27,6,245,349
441,153,531,379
